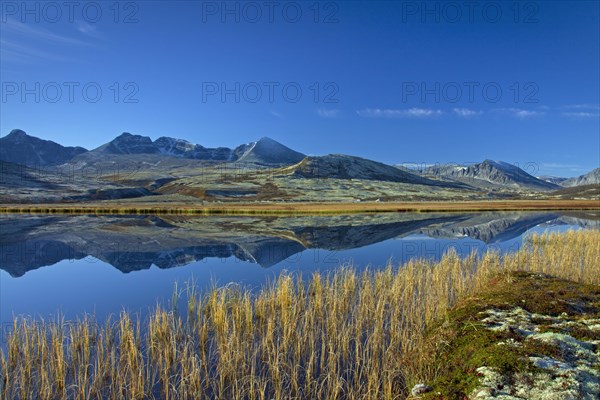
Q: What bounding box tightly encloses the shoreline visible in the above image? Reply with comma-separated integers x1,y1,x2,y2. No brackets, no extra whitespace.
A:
1,199,599,215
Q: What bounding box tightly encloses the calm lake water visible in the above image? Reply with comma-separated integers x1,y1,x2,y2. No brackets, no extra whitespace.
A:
1,211,598,331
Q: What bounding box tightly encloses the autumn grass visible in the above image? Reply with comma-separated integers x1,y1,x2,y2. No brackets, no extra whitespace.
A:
1,230,599,399
0,199,599,216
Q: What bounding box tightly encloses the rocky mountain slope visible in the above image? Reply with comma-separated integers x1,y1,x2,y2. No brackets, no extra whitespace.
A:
562,168,600,187
538,175,568,185
0,129,87,167
154,136,241,161
424,160,559,191
289,154,441,185
236,137,306,165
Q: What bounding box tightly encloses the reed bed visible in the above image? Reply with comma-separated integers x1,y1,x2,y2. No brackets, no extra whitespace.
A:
1,230,598,399
1,199,598,216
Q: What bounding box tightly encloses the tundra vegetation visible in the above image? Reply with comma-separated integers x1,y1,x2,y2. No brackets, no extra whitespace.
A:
0,230,599,399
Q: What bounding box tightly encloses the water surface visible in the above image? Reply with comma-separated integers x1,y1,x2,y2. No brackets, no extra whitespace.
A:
1,211,597,330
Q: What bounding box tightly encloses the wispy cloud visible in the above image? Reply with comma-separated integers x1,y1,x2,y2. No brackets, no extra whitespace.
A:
356,108,443,118
0,18,94,64
560,104,600,118
562,104,600,110
396,162,436,170
1,19,88,45
453,108,481,117
75,21,102,38
317,108,341,118
270,110,283,119
540,163,587,174
561,112,600,118
0,38,75,63
492,108,545,119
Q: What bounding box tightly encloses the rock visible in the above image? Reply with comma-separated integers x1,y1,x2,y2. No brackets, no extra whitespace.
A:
474,307,600,399
473,387,496,399
411,383,433,396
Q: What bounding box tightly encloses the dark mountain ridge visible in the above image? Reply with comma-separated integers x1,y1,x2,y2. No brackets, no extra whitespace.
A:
0,129,87,167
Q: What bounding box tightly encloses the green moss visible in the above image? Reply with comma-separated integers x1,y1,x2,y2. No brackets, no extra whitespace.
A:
422,271,600,399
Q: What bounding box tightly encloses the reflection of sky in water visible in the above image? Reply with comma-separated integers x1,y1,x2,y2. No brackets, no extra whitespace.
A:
0,222,590,331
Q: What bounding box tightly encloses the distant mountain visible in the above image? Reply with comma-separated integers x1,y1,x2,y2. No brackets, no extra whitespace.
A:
289,154,432,184
154,136,237,161
236,137,306,165
424,160,559,191
90,132,160,155
84,133,304,165
562,168,600,187
538,175,568,185
0,129,87,166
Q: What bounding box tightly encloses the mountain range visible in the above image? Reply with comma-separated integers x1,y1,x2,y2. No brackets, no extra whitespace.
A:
422,160,559,191
0,129,597,203
539,169,600,187
72,132,306,165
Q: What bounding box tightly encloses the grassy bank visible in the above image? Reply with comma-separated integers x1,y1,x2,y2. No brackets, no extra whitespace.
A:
1,230,599,399
1,199,599,215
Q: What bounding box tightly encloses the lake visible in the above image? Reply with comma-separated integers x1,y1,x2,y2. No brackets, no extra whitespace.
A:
1,211,598,330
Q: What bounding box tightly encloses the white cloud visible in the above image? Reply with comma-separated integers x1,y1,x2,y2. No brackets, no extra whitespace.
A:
493,108,545,119
541,163,582,169
453,108,481,117
561,104,600,110
559,104,599,118
0,18,93,64
396,162,436,170
356,108,443,118
76,21,102,38
270,111,283,119
1,18,88,45
561,112,600,118
317,108,341,118
0,38,75,63
540,163,587,174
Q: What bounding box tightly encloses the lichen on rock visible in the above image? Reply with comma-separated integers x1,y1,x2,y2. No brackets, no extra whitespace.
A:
471,307,600,399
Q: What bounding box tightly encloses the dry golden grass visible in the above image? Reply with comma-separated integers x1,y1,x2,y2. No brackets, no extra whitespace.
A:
1,230,598,399
0,200,599,216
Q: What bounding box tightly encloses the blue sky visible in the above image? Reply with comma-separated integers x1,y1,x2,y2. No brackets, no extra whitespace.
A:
1,1,598,177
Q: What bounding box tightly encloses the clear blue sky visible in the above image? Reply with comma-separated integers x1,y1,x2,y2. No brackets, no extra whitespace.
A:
1,1,598,177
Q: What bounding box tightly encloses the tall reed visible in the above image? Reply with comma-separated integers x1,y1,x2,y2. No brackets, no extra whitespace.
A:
1,230,598,399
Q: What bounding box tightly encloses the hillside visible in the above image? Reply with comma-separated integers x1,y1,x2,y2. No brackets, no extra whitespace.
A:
424,160,559,191
562,168,600,187
0,129,87,166
290,154,436,185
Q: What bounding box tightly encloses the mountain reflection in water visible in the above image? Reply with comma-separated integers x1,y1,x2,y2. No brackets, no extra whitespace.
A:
1,211,598,277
